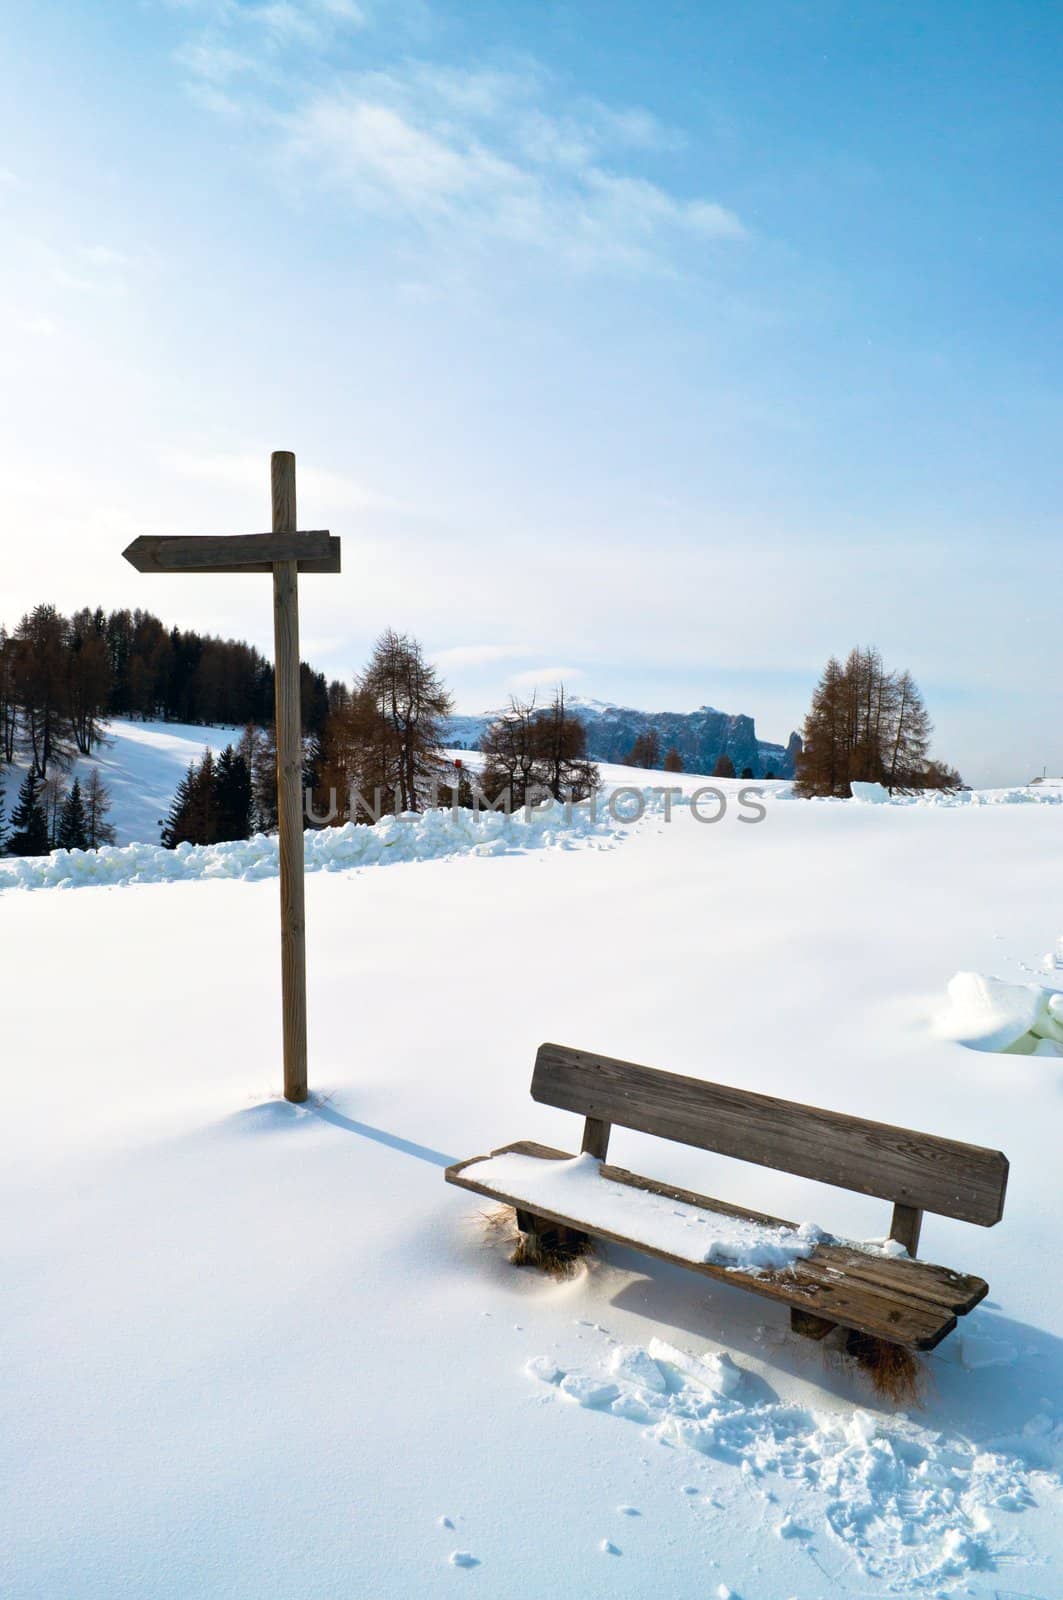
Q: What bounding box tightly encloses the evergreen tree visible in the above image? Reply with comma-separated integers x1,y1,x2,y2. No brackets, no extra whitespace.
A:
662,747,683,774
739,766,754,780
250,725,278,831
84,769,117,848
57,777,90,850
712,753,737,778
215,746,253,842
0,773,8,853
160,762,198,848
40,774,68,848
8,769,49,855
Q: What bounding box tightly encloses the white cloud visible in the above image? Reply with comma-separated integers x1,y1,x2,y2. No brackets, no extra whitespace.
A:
173,9,746,273
434,643,533,669
283,72,745,267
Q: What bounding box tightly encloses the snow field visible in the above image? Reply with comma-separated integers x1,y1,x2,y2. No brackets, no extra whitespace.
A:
3,791,1063,1598
525,1322,1056,1590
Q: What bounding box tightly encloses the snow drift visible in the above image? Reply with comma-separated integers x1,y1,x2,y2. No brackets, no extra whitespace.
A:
936,970,1063,1057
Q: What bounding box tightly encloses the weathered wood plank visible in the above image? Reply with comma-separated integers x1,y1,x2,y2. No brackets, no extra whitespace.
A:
890,1202,924,1256
600,1163,988,1315
532,1043,1009,1226
444,1143,962,1349
122,530,334,572
581,1117,611,1160
271,453,307,1105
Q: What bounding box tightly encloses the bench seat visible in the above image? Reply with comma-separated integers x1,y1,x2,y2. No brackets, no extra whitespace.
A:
446,1140,989,1352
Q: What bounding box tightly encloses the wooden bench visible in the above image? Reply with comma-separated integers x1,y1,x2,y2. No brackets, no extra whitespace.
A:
445,1043,1009,1351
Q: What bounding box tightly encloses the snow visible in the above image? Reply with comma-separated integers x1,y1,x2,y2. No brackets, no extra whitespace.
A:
0,790,649,892
936,970,1063,1055
526,1330,1053,1588
2,769,1063,1598
848,781,892,803
465,1150,825,1269
0,717,241,845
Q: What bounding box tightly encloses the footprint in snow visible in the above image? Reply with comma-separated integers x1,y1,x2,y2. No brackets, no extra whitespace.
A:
599,1539,621,1556
438,1516,455,1530
617,1505,640,1517
448,1551,479,1569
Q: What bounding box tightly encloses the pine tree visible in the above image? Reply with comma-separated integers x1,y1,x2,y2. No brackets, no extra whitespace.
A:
161,762,197,848
0,772,8,854
712,753,736,779
84,769,116,848
40,774,67,848
57,777,90,850
8,769,49,856
215,745,253,842
251,725,278,831
662,747,683,774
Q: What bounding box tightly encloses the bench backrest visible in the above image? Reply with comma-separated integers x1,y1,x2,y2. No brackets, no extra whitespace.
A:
532,1043,1008,1226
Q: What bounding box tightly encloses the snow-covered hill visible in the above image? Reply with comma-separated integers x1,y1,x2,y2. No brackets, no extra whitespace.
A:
2,780,1062,1598
1,719,242,846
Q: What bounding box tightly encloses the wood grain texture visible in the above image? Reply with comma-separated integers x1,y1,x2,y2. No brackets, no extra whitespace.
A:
122,531,334,572
532,1043,1009,1226
272,452,308,1104
445,1142,974,1349
581,1117,611,1160
890,1202,924,1256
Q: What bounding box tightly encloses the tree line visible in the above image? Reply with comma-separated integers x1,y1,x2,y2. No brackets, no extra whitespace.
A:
795,647,962,797
160,631,603,847
0,602,332,778
1,768,115,856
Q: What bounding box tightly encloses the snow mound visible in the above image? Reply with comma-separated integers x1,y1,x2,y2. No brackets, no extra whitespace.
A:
849,781,892,803
468,1150,824,1270
0,790,671,895
936,971,1063,1055
527,1332,1057,1590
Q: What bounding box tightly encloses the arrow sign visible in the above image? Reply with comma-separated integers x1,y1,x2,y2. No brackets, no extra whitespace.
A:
122,530,341,574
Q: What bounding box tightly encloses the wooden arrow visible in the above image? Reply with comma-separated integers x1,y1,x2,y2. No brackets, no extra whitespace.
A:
122,530,340,574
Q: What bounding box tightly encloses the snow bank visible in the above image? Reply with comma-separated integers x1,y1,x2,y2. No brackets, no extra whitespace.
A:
471,1151,824,1270
527,1327,1058,1590
849,781,892,803
936,970,1063,1056
0,790,672,894
780,783,1063,806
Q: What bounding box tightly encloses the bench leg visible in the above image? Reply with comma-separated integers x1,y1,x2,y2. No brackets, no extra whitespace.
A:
513,1208,589,1270
790,1306,838,1341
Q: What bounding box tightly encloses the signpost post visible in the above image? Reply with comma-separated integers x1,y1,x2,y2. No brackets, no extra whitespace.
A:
124,451,340,1103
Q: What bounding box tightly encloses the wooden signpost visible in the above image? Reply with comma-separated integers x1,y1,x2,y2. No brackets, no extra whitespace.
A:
124,451,340,1103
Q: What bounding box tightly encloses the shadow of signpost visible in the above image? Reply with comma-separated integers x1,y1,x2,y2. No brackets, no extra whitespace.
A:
307,1096,456,1169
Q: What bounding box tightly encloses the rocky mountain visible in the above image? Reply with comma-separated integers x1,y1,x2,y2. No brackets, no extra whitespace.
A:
443,698,802,779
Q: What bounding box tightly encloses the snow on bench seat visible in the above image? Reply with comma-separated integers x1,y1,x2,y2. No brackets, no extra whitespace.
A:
464,1149,824,1270
447,1141,990,1350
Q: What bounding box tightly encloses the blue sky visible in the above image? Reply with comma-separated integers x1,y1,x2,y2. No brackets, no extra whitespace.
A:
1,1,1060,783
